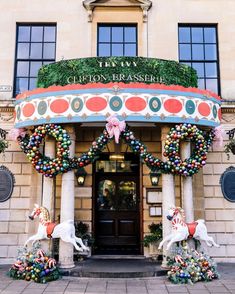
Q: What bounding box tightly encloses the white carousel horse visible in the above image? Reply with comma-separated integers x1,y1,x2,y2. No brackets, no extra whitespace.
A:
24,204,89,252
158,206,220,251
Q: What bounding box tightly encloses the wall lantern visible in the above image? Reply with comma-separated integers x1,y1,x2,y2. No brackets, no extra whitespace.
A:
75,168,87,186
150,171,161,186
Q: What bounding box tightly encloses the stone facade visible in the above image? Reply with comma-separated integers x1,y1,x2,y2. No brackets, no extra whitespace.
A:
0,0,235,263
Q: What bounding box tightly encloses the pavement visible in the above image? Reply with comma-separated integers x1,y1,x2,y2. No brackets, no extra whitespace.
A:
0,263,235,294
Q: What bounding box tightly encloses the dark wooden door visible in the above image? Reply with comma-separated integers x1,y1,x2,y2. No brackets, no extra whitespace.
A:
94,156,140,254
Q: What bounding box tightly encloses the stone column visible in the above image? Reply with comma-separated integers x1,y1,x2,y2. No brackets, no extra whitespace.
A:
161,126,176,267
181,141,194,223
59,125,75,268
42,138,55,251
42,138,55,213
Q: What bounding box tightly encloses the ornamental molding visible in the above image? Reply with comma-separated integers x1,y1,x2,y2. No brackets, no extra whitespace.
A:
83,0,152,22
0,107,14,122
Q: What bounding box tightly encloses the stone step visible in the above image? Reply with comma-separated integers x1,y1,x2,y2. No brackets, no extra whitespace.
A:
60,258,168,278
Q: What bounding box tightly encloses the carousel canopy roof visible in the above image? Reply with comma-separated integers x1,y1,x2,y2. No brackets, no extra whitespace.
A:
14,57,221,128
15,82,221,128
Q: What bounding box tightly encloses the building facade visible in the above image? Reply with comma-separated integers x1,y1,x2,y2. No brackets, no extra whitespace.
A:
0,0,235,265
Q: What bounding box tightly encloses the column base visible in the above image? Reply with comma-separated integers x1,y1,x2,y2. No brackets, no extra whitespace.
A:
59,262,75,269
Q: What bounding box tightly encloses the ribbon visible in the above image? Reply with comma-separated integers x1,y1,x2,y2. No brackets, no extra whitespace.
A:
106,115,126,144
175,255,184,264
8,128,26,141
213,126,224,147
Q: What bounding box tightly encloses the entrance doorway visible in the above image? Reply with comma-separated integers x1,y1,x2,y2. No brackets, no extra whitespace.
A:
93,154,141,255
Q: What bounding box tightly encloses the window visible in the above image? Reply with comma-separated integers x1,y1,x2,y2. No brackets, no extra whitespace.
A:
14,24,56,96
98,24,137,57
178,25,220,94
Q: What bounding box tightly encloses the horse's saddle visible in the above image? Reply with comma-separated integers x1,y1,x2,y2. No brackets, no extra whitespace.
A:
46,222,57,238
187,221,198,238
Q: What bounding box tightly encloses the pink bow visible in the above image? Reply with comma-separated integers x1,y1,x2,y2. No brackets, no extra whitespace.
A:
8,128,26,141
213,126,224,147
106,115,126,144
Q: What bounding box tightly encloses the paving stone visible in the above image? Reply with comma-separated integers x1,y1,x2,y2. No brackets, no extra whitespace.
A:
106,290,126,294
21,290,45,294
187,291,210,294
204,286,230,292
166,285,189,292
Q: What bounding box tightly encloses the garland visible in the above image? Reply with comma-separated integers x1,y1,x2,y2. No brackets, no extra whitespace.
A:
17,123,214,177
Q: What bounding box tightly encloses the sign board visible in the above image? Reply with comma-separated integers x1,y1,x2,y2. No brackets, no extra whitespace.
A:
0,166,15,202
0,85,12,92
220,166,235,202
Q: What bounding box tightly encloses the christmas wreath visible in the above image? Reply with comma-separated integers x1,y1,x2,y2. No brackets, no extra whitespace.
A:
18,124,71,177
164,124,214,176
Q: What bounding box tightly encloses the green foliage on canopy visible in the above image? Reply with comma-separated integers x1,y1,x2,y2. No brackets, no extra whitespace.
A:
37,57,198,88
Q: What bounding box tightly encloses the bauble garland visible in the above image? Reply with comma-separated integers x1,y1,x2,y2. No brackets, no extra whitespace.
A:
17,123,214,177
9,244,60,283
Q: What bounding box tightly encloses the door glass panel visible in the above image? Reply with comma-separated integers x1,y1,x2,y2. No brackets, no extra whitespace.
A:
97,180,116,210
117,181,137,210
96,160,133,172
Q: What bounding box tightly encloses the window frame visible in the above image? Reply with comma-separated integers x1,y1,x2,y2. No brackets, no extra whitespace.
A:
178,23,220,95
97,23,138,57
13,23,57,97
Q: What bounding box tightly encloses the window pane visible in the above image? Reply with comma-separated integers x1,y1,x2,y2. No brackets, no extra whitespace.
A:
124,44,136,56
192,27,203,43
179,44,191,60
206,79,218,93
30,62,42,76
204,28,216,43
192,44,204,60
125,27,136,42
179,27,191,43
44,26,56,42
181,62,192,67
29,78,37,90
205,44,217,60
99,44,110,56
99,27,111,42
18,26,30,41
16,78,28,94
205,63,217,78
17,61,29,76
31,26,43,41
30,43,42,58
43,61,53,66
112,44,123,56
198,79,205,89
112,27,123,42
43,43,55,59
17,43,30,58
192,62,204,78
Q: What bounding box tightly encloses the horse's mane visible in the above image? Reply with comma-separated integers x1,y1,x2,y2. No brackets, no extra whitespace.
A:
175,207,185,220
40,206,50,222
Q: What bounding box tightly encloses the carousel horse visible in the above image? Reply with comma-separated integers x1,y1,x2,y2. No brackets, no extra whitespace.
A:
158,206,220,251
24,204,89,252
